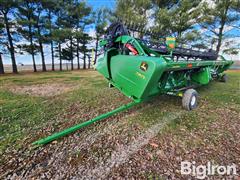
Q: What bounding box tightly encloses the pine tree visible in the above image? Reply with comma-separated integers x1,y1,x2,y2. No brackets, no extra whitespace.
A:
52,28,69,71
33,2,46,71
200,0,239,54
78,33,92,69
65,1,91,70
0,0,18,73
0,52,3,74
16,0,39,72
152,0,179,9
42,0,58,71
154,0,200,40
58,0,75,70
52,1,67,71
61,1,91,70
61,46,72,69
93,8,108,64
74,31,83,69
0,16,5,74
115,0,152,33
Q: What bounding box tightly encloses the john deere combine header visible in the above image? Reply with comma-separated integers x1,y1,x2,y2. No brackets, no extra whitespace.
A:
33,23,233,145
97,22,233,109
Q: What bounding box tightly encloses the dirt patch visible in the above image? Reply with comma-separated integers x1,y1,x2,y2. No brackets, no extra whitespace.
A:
9,83,77,97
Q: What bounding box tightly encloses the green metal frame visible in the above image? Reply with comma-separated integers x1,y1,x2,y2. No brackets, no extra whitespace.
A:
33,35,233,146
96,35,233,102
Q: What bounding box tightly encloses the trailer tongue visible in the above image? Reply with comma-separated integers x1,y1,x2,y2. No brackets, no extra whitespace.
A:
33,23,233,145
33,101,139,145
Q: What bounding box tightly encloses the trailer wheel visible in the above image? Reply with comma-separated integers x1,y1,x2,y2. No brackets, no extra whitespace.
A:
182,89,198,111
220,74,228,83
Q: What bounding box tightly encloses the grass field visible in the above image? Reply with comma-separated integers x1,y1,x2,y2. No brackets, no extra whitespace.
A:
0,70,239,179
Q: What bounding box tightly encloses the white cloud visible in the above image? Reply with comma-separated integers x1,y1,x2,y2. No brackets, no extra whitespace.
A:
146,9,155,28
88,27,96,38
201,0,216,8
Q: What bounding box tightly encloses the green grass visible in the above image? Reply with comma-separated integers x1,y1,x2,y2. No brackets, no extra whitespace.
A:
0,70,239,155
0,70,108,153
199,71,240,104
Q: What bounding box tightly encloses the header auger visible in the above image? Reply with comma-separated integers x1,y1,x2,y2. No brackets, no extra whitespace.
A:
33,22,233,146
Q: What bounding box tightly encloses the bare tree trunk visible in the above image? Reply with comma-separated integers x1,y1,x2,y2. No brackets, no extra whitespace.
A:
25,3,37,73
58,43,62,71
29,24,37,72
88,56,91,69
48,13,54,71
31,53,37,72
3,12,17,73
0,53,4,74
216,24,224,55
94,36,99,64
51,40,54,71
77,39,80,69
70,37,73,70
39,40,46,71
83,51,86,69
37,25,46,71
216,3,230,55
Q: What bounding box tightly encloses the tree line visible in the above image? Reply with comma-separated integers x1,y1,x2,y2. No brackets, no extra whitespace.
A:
115,0,239,56
0,0,109,74
0,0,239,74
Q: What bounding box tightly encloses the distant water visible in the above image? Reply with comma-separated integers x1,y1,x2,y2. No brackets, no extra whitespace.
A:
230,65,240,70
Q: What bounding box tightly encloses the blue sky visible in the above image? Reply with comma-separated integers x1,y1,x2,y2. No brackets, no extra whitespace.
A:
87,0,116,10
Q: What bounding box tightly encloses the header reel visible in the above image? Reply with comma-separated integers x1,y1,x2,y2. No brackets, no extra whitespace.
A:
101,22,218,61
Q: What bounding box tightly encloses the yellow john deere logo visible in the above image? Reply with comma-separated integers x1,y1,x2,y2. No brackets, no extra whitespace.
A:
140,62,148,71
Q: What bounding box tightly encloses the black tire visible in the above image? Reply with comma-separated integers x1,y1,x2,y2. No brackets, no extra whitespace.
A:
220,74,228,83
182,89,198,111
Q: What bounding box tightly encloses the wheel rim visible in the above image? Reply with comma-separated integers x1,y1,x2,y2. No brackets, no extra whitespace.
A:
190,96,196,106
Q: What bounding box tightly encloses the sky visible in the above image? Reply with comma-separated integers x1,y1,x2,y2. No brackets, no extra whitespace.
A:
2,0,240,65
87,0,116,9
